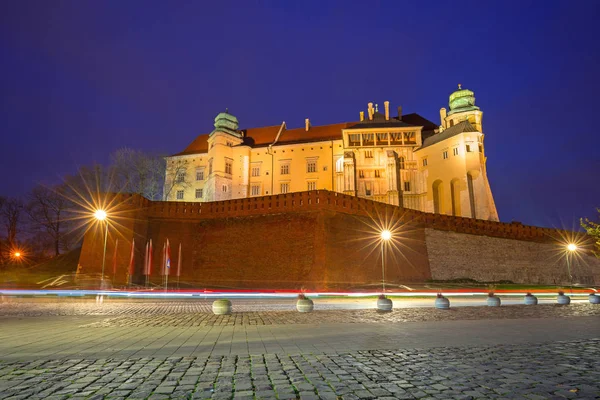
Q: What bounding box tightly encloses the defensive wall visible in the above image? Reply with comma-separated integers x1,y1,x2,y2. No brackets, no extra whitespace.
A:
78,190,600,289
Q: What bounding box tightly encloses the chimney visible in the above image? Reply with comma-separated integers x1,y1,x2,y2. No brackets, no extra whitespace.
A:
440,108,447,128
367,102,374,120
305,118,311,131
397,106,402,120
384,101,390,121
359,111,365,122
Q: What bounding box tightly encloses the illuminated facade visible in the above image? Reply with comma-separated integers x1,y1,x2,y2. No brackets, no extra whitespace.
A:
165,86,499,220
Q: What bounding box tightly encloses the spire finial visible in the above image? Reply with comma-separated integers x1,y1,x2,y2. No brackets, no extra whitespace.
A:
458,83,462,90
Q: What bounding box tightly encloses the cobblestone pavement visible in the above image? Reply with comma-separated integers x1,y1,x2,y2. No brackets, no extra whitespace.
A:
0,339,598,399
1,300,599,326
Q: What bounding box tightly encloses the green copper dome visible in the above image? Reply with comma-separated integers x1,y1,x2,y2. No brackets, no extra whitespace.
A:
211,109,242,137
448,84,480,115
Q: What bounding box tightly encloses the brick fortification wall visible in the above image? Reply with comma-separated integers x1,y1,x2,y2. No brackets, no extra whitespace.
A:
78,190,598,288
426,229,600,286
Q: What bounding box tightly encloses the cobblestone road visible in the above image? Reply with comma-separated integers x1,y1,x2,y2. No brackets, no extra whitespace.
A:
1,300,599,399
0,339,598,399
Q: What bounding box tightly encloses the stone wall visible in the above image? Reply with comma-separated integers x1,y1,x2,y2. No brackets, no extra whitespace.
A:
425,229,600,285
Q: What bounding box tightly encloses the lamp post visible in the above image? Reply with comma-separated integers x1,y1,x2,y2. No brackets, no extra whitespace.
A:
566,243,577,293
94,210,108,289
380,230,392,294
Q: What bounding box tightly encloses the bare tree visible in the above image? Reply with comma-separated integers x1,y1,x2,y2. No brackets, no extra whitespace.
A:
25,184,70,257
0,197,23,257
110,148,165,200
163,158,191,200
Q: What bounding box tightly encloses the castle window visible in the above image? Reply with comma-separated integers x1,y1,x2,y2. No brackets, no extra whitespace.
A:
208,159,213,175
176,171,185,183
375,170,381,178
196,169,204,181
225,160,232,175
453,147,459,156
422,158,428,167
404,132,416,145
364,151,373,159
176,190,184,200
404,181,411,192
222,185,227,192
348,133,361,147
280,163,290,175
390,132,403,144
226,141,233,147
443,150,448,159
365,182,372,196
251,166,260,177
251,185,260,196
376,132,388,144
307,181,317,191
362,133,375,146
479,144,483,153
399,156,405,170
306,159,317,173
466,144,472,153
280,183,290,194
195,189,203,199
359,170,365,178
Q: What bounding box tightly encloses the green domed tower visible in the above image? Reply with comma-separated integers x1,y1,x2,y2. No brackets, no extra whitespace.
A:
211,109,242,138
442,84,483,132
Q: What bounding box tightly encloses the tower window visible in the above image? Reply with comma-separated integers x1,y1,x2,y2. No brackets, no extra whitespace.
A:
359,170,365,178
365,150,373,159
443,151,448,160
404,181,411,192
422,158,428,167
479,144,483,153
225,161,232,175
466,144,471,152
375,170,381,178
222,185,227,192
453,147,459,156
399,156,405,170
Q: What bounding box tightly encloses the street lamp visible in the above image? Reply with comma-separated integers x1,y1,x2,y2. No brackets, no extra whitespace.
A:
566,243,577,293
380,230,392,293
13,252,21,258
94,209,109,289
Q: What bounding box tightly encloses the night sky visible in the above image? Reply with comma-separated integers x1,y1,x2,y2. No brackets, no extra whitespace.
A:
1,1,599,229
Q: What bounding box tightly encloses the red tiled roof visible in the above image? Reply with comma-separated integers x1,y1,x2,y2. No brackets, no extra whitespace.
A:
172,122,356,156
171,113,436,157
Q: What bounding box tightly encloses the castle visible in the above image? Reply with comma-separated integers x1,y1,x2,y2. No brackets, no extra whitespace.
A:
165,86,499,221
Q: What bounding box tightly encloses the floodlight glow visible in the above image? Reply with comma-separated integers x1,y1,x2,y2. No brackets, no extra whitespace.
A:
94,209,107,221
381,230,392,241
14,252,21,257
567,243,577,252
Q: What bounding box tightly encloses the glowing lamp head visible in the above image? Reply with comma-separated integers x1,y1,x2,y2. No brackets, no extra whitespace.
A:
567,243,577,252
381,230,392,241
14,252,21,257
94,209,107,221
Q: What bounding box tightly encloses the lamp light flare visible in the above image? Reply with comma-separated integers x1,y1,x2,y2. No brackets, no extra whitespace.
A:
94,209,107,221
14,252,21,257
381,229,392,241
567,243,577,252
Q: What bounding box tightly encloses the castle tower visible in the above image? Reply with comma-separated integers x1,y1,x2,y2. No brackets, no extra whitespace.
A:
444,84,483,132
204,110,246,202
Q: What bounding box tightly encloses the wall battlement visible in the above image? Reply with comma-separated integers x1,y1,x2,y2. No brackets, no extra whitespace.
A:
110,190,575,244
